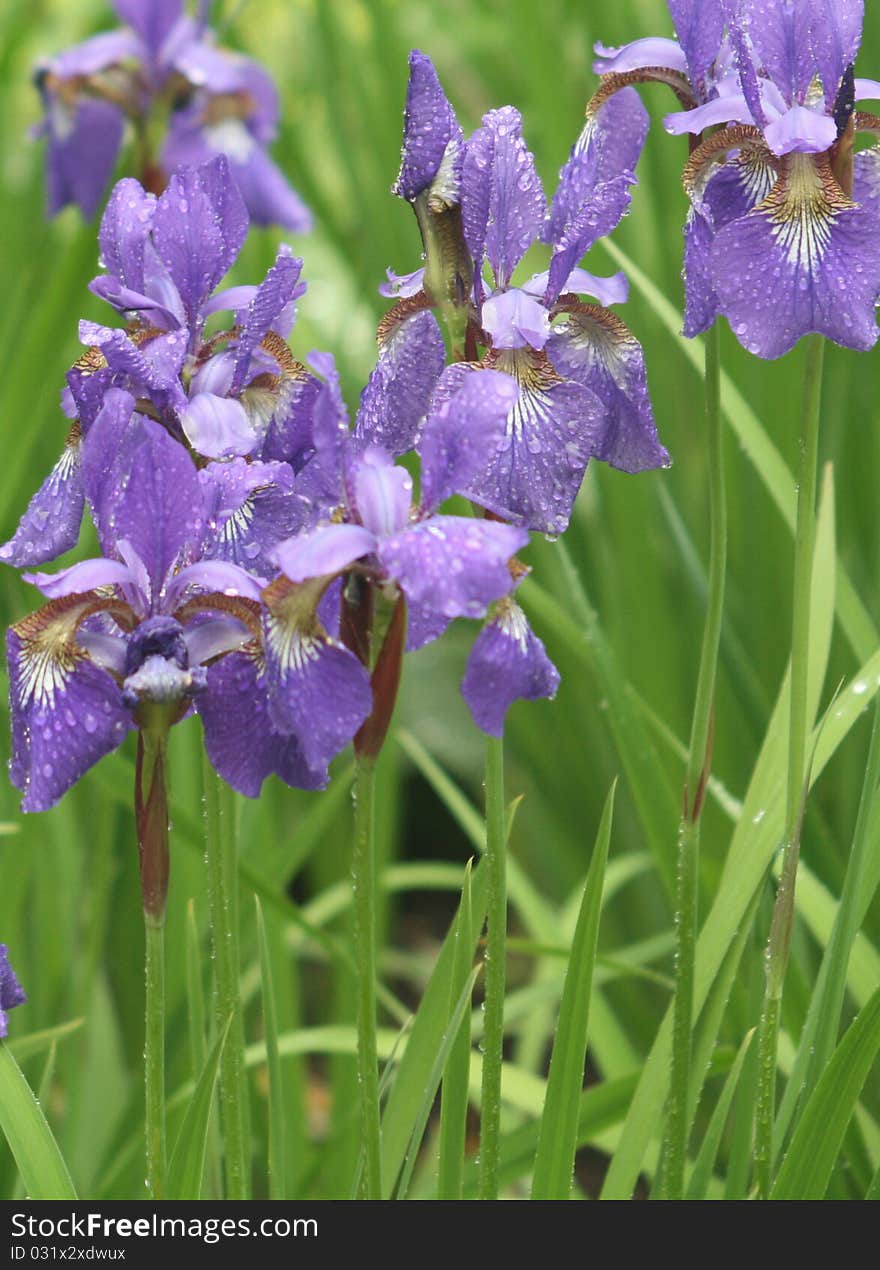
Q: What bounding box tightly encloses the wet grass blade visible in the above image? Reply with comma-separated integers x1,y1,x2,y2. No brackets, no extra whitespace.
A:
685,1030,754,1200
771,988,880,1200
531,782,616,1199
167,1017,232,1201
438,860,475,1200
0,1041,77,1199
395,965,482,1199
255,898,286,1200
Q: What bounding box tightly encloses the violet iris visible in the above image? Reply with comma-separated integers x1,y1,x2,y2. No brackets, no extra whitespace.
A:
34,0,310,230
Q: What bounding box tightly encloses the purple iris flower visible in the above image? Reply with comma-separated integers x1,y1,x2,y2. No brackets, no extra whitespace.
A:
34,0,310,230
667,0,880,357
385,53,668,537
1,158,317,571
0,946,27,1038
594,3,880,355
461,599,560,737
5,390,335,809
260,354,527,740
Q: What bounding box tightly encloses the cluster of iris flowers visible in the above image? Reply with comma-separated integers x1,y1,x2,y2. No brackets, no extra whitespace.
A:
3,0,880,1204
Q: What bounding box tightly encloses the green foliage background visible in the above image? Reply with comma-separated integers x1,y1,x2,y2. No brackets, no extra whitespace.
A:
0,0,878,1198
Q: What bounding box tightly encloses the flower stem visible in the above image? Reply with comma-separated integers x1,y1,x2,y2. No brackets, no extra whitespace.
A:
353,754,383,1198
478,734,507,1200
135,728,170,1200
754,332,825,1198
663,321,725,1199
203,756,250,1199
143,911,165,1198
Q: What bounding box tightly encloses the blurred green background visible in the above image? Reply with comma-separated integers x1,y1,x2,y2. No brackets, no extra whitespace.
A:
1,0,878,1198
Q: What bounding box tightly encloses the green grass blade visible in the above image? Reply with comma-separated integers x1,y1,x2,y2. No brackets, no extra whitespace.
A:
255,897,286,1201
438,860,475,1200
531,781,616,1199
771,988,880,1200
0,1041,77,1199
7,1019,84,1063
185,900,208,1078
378,859,489,1196
685,1030,754,1200
601,472,839,1198
779,699,880,1148
167,1016,232,1201
395,965,482,1199
462,1073,640,1198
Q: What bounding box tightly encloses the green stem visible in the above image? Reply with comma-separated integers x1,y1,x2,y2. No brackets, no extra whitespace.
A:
203,757,250,1199
143,912,165,1199
353,755,383,1198
135,727,170,1201
754,332,825,1198
664,322,725,1199
478,734,507,1200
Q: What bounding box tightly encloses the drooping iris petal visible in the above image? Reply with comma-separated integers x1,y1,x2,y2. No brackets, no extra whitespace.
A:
711,153,880,357
354,309,446,456
152,156,248,322
199,458,301,578
377,515,526,626
262,588,372,772
41,95,125,220
110,418,207,599
681,150,777,337
0,946,26,1037
419,366,519,513
274,523,377,583
7,603,131,813
353,449,413,538
547,307,670,474
393,50,462,203
230,246,305,393
461,602,560,737
180,392,256,459
463,107,546,289
98,178,157,295
446,351,605,536
198,648,327,797
0,431,83,568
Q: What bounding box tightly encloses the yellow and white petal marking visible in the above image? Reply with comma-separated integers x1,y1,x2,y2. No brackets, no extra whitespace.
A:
11,594,121,710
495,597,529,651
550,301,638,390
262,575,334,674
485,346,564,443
762,152,855,273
